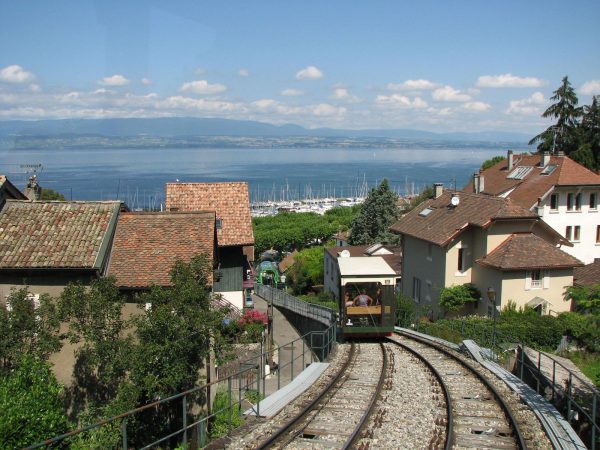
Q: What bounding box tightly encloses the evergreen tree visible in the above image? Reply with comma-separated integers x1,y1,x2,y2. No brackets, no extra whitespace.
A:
348,179,400,245
529,76,582,154
578,96,600,169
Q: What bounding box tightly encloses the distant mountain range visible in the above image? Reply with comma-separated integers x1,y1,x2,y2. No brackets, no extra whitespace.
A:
0,117,532,144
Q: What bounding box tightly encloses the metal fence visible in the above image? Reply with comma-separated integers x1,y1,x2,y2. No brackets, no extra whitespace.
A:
516,347,599,450
27,319,337,449
255,283,336,328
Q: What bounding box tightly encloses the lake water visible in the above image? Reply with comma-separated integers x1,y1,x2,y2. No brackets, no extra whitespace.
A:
0,146,525,209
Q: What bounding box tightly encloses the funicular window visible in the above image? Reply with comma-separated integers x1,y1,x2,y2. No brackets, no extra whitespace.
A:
342,281,384,327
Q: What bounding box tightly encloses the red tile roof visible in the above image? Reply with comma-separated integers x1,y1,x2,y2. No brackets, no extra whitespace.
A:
574,261,600,287
165,182,254,247
477,233,583,270
108,211,215,288
463,154,600,209
390,191,537,246
0,200,120,269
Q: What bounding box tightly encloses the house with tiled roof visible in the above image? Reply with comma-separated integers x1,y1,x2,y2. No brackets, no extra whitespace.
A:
107,211,217,292
324,244,402,301
0,200,121,301
390,189,583,318
463,150,600,264
0,175,27,209
165,182,254,309
573,259,600,287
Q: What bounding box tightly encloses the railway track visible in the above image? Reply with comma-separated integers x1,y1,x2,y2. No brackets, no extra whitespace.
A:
388,333,527,450
254,342,387,449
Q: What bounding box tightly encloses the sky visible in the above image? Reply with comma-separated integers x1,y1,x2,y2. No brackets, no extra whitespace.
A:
1,0,599,134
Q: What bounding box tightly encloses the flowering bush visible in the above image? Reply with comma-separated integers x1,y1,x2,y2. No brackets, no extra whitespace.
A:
239,309,268,326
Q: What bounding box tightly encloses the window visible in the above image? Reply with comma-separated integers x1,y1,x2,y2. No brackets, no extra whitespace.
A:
526,270,548,290
412,277,421,302
565,226,572,240
530,269,542,288
567,193,574,211
597,225,600,244
550,193,559,211
215,218,222,229
575,193,582,211
573,225,581,242
590,193,597,210
457,248,466,272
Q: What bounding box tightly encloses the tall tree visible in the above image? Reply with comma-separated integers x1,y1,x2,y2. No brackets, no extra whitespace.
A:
529,76,582,154
0,288,61,372
349,179,400,245
575,96,600,170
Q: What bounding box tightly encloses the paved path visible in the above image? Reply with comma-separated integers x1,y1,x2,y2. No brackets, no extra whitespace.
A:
251,293,315,396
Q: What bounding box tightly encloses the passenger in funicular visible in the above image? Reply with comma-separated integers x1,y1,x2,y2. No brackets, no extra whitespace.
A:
344,291,354,307
353,289,373,306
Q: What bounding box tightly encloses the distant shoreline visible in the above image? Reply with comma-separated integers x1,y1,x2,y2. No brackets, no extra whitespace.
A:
3,135,531,151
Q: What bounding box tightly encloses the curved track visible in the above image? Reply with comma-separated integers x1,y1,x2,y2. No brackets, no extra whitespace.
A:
389,333,527,450
255,342,386,449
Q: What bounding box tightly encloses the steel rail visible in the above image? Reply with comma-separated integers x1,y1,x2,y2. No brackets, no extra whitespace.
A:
387,337,453,450
254,343,357,449
342,342,388,449
393,331,528,450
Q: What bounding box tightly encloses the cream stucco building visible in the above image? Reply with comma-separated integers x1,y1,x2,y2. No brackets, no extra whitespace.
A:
391,189,583,318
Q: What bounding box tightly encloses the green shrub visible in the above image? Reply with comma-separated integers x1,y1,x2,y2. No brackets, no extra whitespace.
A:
210,390,242,439
439,283,480,312
0,356,69,449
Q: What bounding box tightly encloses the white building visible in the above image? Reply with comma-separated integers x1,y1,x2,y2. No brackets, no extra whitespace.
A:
465,150,600,264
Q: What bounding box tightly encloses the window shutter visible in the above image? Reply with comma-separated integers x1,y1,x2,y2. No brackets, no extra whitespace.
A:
525,271,532,290
27,293,40,309
543,270,550,289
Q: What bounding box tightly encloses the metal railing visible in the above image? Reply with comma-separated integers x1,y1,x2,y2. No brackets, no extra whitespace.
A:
517,347,599,450
255,283,336,328
27,325,336,449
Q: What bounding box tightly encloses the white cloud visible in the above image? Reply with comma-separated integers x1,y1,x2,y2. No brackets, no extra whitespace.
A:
432,85,471,102
427,107,452,116
0,65,35,84
312,103,346,116
462,101,491,112
238,68,249,77
29,84,41,92
281,89,304,97
179,79,227,95
330,87,361,103
194,68,206,75
580,80,600,96
387,79,437,91
506,91,546,115
295,65,323,80
375,94,428,108
98,74,130,86
141,78,151,85
476,73,546,88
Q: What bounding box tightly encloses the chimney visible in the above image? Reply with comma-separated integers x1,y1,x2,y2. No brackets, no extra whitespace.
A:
540,151,550,167
434,183,443,199
556,149,565,157
536,197,544,217
23,175,41,200
507,150,514,172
